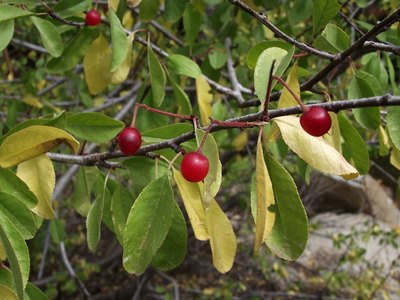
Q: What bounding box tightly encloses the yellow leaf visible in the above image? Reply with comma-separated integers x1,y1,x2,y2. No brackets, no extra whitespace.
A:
173,169,208,241
254,135,275,251
278,64,300,108
390,147,400,170
324,112,342,153
274,116,359,179
122,10,134,29
17,155,55,219
206,199,237,273
0,285,18,300
111,33,134,84
232,130,248,151
0,239,6,260
126,0,142,7
22,94,43,108
379,126,390,156
196,76,213,126
83,33,112,95
108,0,120,11
0,125,79,168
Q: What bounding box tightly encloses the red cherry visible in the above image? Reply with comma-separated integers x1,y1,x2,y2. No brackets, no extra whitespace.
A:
300,106,332,137
117,127,142,155
85,9,101,26
180,152,209,182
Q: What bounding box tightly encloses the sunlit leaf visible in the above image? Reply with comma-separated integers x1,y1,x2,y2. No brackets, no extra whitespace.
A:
83,33,112,95
173,169,208,241
0,125,79,168
196,76,213,126
274,116,359,179
254,135,275,251
109,9,129,72
265,153,308,260
108,0,119,11
195,130,222,207
277,64,300,109
0,4,33,21
206,199,236,273
167,54,202,78
0,20,14,52
123,175,174,275
111,32,134,84
323,112,342,153
313,23,349,53
0,285,18,300
17,155,55,219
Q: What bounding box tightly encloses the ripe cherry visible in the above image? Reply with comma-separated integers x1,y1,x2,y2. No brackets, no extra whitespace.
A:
180,152,209,182
85,9,101,26
117,127,142,155
300,106,332,137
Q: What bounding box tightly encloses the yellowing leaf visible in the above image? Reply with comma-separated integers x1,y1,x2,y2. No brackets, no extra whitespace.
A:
17,155,55,219
111,33,134,84
196,76,212,126
122,10,134,29
274,116,359,179
0,285,18,300
390,147,400,170
22,94,43,108
0,125,79,168
108,0,120,11
206,199,236,273
379,126,390,156
324,112,342,153
173,169,208,241
127,0,143,7
232,130,248,151
278,64,300,108
0,239,6,260
83,33,112,95
254,135,275,251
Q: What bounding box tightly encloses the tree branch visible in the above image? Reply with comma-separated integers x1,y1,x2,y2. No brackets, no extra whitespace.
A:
47,94,400,166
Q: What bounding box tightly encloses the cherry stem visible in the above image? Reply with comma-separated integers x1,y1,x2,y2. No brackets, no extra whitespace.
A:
272,75,309,112
131,103,139,127
135,103,193,120
262,60,276,119
167,152,184,172
196,122,214,153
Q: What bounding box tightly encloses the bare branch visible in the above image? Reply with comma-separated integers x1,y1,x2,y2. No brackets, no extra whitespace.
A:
225,38,246,104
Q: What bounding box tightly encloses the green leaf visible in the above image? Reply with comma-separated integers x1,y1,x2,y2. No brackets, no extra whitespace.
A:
86,172,108,252
362,53,388,92
0,285,18,300
0,193,36,240
152,201,187,271
313,23,349,53
337,113,370,174
167,54,202,78
123,175,174,275
0,20,14,52
47,27,99,73
50,218,65,243
53,0,91,18
165,0,187,23
0,4,33,22
0,168,37,209
196,130,222,207
0,209,30,300
183,4,201,46
348,73,380,129
139,0,160,22
246,41,291,69
66,112,124,143
148,42,166,107
312,0,341,34
122,157,169,193
384,52,399,95
111,184,135,244
25,283,48,300
209,46,228,69
31,17,64,57
254,47,293,104
168,75,192,115
71,167,94,216
387,106,400,150
265,153,308,261
109,9,129,72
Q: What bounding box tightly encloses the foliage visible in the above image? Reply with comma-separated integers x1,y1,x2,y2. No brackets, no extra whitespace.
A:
0,0,399,298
